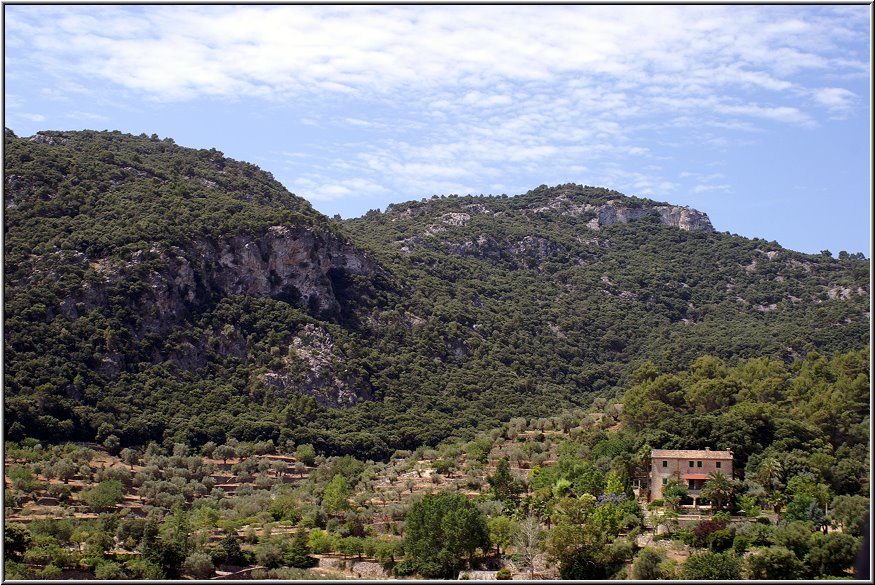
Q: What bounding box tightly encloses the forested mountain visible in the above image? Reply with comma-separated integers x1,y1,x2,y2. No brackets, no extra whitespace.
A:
3,129,870,459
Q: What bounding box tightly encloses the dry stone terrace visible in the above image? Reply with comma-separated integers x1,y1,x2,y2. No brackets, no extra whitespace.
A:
5,385,867,580
5,448,313,523
4,410,614,579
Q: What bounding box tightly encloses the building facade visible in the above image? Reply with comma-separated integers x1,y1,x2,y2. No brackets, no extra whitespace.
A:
649,448,733,504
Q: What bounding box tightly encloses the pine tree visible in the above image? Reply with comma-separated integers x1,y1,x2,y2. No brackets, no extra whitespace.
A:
285,531,317,568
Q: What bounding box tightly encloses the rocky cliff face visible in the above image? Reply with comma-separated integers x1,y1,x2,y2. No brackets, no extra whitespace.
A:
586,201,715,232
650,205,715,232
53,225,380,334
531,194,714,232
37,224,384,404
384,189,714,263
261,323,368,406
3,128,395,411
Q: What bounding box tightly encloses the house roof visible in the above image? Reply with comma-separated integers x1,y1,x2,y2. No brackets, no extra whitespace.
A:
651,449,732,459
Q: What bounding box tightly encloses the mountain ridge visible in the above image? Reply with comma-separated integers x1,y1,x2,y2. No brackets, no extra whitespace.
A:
382,183,715,233
3,129,869,457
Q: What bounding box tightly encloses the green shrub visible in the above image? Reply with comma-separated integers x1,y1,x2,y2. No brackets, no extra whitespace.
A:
675,529,697,547
708,528,734,552
181,552,215,579
633,548,667,580
682,551,741,580
95,561,128,579
732,534,749,555
745,546,805,579
393,559,415,576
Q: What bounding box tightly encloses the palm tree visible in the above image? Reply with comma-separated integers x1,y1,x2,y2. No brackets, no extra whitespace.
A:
767,490,788,514
701,471,735,512
757,458,784,492
663,479,688,512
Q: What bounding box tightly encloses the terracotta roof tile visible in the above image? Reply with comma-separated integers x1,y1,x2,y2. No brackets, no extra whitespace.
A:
651,449,732,459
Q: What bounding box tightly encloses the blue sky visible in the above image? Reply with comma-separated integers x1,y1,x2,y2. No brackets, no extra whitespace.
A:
4,4,871,255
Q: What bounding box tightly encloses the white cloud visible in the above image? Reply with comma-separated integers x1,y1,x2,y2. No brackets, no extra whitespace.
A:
462,91,513,108
812,87,857,115
692,184,732,195
291,175,390,202
344,117,382,128
716,103,815,127
67,111,109,121
681,171,725,181
6,6,865,107
4,4,868,205
678,170,733,197
20,113,46,122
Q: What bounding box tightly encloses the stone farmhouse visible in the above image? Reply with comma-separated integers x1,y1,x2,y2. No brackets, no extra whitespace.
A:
648,448,733,506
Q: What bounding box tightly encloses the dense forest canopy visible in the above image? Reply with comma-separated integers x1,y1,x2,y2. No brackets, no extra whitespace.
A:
3,129,870,460
3,348,869,580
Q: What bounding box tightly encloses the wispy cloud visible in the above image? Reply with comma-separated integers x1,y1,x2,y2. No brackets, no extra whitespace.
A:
4,5,869,205
67,111,109,121
7,6,865,105
343,117,383,128
692,183,732,195
291,175,391,203
812,87,858,117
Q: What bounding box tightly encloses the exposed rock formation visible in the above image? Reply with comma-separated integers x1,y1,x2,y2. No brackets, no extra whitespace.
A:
261,323,368,406
535,195,715,232
388,189,715,234
51,225,380,334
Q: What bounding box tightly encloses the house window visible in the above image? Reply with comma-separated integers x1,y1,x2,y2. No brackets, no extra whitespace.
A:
662,478,667,485
689,461,694,468
662,461,668,468
688,479,695,489
716,461,721,469
697,461,702,468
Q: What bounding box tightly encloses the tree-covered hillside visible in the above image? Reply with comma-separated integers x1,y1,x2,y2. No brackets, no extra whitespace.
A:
344,185,869,376
4,129,329,259
3,130,870,460
4,348,868,580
